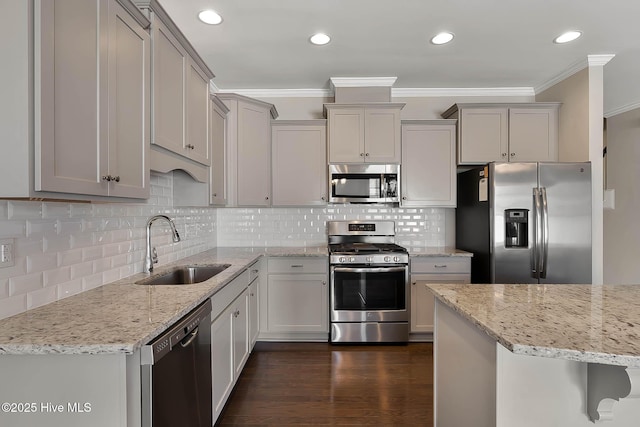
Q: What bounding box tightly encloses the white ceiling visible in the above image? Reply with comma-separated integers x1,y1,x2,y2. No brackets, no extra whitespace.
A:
159,0,640,117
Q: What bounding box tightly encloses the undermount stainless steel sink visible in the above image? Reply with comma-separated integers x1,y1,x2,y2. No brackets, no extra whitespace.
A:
136,264,231,285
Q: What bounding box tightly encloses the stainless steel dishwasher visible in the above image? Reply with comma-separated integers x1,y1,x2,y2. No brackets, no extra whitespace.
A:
141,299,212,427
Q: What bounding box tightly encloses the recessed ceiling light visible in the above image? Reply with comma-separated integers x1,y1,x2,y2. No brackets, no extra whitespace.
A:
431,32,454,45
310,33,331,46
198,10,223,25
554,30,582,44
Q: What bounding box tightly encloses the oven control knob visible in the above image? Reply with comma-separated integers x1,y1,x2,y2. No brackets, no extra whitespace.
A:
349,257,356,263
366,256,373,263
384,256,391,262
394,256,400,262
339,257,346,263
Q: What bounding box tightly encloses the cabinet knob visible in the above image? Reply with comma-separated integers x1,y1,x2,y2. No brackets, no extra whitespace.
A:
113,176,120,183
402,196,407,200
213,193,217,197
365,153,369,157
265,196,269,200
102,175,119,182
360,153,364,157
501,153,507,157
322,281,326,286
250,293,254,297
412,282,416,285
102,175,111,182
510,152,515,157
321,196,326,201
186,144,195,149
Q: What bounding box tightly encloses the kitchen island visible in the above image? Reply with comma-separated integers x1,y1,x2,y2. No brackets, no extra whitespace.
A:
428,283,640,427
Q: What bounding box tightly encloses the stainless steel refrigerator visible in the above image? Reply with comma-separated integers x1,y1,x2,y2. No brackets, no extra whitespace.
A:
456,162,591,284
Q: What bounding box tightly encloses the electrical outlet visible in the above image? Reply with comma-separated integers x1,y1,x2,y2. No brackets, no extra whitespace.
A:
0,238,14,268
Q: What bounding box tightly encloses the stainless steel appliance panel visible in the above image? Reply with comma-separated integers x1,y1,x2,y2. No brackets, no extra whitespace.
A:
331,322,409,343
141,300,212,427
329,164,399,204
491,162,539,284
538,162,591,284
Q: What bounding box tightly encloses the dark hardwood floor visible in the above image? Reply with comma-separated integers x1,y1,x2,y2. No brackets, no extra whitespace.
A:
216,342,433,426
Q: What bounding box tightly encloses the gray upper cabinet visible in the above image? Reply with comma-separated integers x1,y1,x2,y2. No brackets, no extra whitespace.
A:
401,120,457,207
210,95,230,206
271,120,327,206
324,103,404,164
136,0,214,167
32,0,150,199
442,103,560,165
217,93,278,207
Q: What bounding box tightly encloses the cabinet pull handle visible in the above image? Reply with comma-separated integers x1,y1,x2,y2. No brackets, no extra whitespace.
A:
434,264,447,268
291,264,303,268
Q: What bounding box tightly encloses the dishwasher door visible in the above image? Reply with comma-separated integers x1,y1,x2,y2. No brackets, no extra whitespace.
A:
141,300,212,427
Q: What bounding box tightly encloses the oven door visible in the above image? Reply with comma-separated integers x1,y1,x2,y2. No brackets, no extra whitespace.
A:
330,265,408,322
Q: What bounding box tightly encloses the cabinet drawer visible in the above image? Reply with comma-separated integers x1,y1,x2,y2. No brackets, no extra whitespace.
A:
211,269,249,319
410,257,470,274
267,257,327,274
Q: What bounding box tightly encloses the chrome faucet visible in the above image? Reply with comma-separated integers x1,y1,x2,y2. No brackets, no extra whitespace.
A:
144,215,181,273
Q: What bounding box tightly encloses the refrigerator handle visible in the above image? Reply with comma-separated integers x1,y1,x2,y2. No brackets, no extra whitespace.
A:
540,187,549,278
532,188,542,279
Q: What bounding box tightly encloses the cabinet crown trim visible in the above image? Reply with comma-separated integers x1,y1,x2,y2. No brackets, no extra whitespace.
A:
271,119,327,126
441,102,561,119
402,119,457,126
323,102,406,117
210,95,230,114
216,93,279,119
134,0,215,79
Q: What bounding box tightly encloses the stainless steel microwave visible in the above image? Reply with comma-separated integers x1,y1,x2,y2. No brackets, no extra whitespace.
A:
329,164,400,204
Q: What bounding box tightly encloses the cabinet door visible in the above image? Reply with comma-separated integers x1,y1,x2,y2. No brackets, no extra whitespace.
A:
151,18,186,155
232,289,250,378
211,305,234,421
327,108,365,163
185,60,210,165
401,123,456,207
272,124,327,206
107,0,149,198
248,279,259,351
35,0,107,196
410,273,470,333
508,107,558,162
364,107,401,163
237,101,271,206
210,101,227,205
459,108,509,164
266,274,328,333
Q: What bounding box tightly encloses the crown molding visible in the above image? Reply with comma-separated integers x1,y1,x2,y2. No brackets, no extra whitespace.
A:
392,87,535,97
210,81,221,94
215,88,333,98
535,54,616,94
604,101,640,118
330,77,397,88
588,54,616,67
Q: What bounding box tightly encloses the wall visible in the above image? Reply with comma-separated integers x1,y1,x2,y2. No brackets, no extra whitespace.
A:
217,206,453,250
603,107,640,284
0,172,217,320
536,69,590,162
257,94,535,120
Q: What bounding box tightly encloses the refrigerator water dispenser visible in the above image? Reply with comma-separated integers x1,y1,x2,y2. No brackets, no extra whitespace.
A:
505,209,528,248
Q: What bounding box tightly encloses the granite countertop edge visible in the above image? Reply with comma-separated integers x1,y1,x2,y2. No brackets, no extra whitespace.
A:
429,284,640,368
0,246,328,356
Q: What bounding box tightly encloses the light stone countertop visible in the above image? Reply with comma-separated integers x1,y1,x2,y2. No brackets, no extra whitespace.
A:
409,247,472,257
428,283,640,367
0,246,327,355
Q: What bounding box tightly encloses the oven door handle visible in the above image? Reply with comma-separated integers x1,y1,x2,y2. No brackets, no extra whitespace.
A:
332,266,407,274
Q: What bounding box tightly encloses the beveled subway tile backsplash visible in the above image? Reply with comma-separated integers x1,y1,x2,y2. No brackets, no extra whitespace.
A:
0,171,452,320
0,172,217,320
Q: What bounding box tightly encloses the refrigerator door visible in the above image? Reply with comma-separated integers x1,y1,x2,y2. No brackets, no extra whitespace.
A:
538,162,592,284
491,162,538,284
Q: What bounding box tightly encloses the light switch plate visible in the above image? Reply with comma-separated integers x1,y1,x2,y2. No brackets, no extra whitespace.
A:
0,238,15,268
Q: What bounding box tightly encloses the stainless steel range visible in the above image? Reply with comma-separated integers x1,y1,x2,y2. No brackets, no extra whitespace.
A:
328,220,409,343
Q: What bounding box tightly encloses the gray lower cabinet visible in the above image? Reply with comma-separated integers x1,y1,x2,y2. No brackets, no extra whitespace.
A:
210,261,260,423
259,257,329,341
410,257,471,341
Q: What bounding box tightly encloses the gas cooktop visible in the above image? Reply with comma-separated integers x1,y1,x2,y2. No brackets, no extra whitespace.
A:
328,242,408,255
